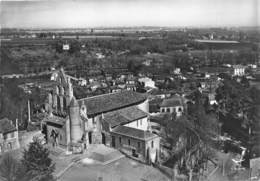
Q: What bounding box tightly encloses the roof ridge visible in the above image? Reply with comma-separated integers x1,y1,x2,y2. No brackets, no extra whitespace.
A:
77,90,124,101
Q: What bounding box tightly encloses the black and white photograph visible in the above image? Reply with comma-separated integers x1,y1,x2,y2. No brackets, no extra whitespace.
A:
0,0,259,180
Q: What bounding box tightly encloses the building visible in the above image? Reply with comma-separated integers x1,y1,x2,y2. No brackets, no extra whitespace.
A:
160,95,185,117
62,43,70,51
43,69,159,162
138,77,156,89
0,118,20,154
233,65,246,76
111,126,160,162
173,68,181,75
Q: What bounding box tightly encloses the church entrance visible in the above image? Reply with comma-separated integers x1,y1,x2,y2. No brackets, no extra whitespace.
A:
50,129,59,147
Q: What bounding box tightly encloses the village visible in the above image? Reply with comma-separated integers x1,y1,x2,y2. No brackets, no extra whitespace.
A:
0,10,260,180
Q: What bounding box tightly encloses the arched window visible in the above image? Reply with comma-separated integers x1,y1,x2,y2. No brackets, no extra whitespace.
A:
60,86,64,95
57,96,61,111
56,86,59,95
63,97,67,110
52,95,58,108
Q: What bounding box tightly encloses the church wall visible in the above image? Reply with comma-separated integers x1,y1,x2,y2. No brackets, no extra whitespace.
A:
46,124,67,146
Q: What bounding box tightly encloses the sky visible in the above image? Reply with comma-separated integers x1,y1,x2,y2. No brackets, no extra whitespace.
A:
1,0,259,28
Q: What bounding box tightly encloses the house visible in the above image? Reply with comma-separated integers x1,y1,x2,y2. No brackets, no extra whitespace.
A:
78,78,87,86
208,93,217,105
62,44,70,51
89,81,101,91
126,84,136,91
0,118,20,154
126,77,136,85
173,68,181,75
96,53,105,59
111,126,160,162
143,59,152,66
138,77,156,89
160,95,184,117
233,65,246,76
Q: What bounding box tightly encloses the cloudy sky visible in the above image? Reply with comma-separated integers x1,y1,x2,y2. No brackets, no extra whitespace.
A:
1,0,259,28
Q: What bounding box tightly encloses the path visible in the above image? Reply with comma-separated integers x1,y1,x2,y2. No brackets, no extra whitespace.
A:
207,152,232,181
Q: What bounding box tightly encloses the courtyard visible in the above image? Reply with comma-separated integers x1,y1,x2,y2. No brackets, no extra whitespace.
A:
48,144,169,181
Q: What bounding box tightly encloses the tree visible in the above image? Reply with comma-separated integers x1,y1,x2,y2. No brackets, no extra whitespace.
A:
69,41,81,54
21,138,55,181
0,153,20,181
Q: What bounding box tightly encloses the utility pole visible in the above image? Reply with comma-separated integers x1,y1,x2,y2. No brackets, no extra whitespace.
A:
28,99,31,123
15,118,20,148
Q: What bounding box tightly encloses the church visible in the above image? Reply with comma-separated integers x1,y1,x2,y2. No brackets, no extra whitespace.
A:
43,69,160,162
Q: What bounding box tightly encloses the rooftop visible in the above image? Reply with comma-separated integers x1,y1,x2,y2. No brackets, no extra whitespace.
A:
0,118,17,134
233,65,247,69
195,39,239,44
104,106,148,128
43,115,67,126
78,91,147,116
160,95,183,107
111,126,158,141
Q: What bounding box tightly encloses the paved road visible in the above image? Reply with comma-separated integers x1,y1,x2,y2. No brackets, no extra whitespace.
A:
207,152,232,181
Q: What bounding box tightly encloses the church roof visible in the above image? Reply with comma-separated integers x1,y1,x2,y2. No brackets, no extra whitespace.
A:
78,91,147,116
111,126,158,141
0,118,17,134
103,106,148,128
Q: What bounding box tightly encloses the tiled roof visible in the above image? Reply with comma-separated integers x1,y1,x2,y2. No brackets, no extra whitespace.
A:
112,126,158,141
103,106,148,128
160,96,183,107
233,65,246,69
0,118,16,134
78,91,147,116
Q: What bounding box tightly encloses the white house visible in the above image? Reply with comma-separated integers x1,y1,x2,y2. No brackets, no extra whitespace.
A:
160,95,184,117
63,44,70,51
78,78,87,86
173,68,181,75
138,77,156,88
233,65,246,76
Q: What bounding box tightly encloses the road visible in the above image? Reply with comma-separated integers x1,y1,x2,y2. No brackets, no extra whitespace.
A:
207,152,232,181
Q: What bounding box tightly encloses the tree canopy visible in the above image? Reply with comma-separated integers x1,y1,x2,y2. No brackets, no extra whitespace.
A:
21,138,55,181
